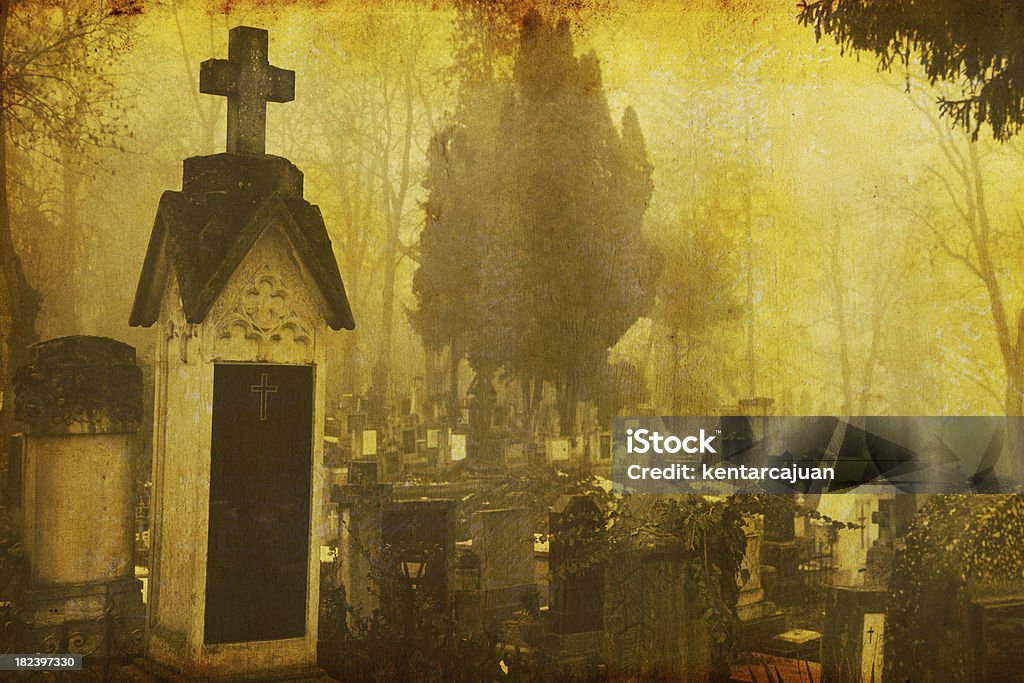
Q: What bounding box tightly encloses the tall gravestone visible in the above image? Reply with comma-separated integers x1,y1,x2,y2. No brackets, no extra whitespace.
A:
471,508,535,625
548,495,604,662
129,26,354,680
333,473,392,627
13,336,144,642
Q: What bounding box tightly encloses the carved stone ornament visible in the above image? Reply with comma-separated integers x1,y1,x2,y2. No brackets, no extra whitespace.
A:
215,266,314,362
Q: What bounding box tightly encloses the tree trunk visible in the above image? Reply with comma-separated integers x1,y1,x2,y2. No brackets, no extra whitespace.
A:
1005,311,1024,483
61,138,83,331
374,58,417,401
671,330,682,413
559,366,583,436
341,329,362,394
0,1,41,449
448,342,461,420
830,222,854,415
376,224,398,397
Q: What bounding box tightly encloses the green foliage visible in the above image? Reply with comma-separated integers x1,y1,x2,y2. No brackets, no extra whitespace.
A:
0,510,23,600
885,494,1024,682
594,360,649,423
319,543,503,682
599,492,861,676
413,12,659,431
799,0,1024,140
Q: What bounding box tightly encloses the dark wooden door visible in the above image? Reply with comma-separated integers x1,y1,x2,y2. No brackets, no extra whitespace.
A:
204,363,313,644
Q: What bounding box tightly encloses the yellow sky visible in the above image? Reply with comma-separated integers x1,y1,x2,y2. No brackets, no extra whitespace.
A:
27,0,1024,415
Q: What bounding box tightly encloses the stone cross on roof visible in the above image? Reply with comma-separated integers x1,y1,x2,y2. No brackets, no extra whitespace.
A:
200,26,294,156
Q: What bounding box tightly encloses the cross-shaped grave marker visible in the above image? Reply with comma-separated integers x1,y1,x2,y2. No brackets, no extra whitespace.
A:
200,26,295,155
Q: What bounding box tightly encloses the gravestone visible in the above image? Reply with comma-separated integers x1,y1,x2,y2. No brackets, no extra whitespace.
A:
13,336,144,642
450,432,467,462
333,479,392,626
548,495,604,660
735,516,783,652
546,437,570,464
129,26,353,680
820,585,887,683
426,428,440,466
362,428,377,459
602,496,713,681
471,508,536,625
452,544,483,634
970,597,1024,680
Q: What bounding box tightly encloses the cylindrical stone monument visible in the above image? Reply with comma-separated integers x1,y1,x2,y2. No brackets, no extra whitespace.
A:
13,335,144,629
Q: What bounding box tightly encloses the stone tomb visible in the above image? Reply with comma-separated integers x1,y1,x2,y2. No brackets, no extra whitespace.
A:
820,585,887,683
333,474,392,626
129,26,354,680
13,336,145,646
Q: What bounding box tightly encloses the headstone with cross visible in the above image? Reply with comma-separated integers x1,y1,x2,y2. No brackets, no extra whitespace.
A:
129,24,354,681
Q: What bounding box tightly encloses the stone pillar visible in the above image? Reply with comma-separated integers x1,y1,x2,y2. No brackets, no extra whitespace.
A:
333,478,392,625
13,335,144,634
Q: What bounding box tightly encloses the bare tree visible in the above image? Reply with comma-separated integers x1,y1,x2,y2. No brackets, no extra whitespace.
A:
819,199,914,416
0,0,135,437
360,3,440,399
901,90,1024,476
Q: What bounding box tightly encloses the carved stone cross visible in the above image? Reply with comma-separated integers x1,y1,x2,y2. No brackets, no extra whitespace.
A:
251,372,278,421
200,26,295,155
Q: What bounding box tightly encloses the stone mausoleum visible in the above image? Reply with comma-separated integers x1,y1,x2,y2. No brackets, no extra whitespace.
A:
129,25,353,681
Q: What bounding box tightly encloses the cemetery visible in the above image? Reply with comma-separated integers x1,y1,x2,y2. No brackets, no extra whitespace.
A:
0,2,1022,682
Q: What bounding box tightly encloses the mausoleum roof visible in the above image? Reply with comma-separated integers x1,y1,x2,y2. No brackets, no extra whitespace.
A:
130,153,355,331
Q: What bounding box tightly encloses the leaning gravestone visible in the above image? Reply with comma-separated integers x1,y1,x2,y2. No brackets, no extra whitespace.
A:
129,26,353,680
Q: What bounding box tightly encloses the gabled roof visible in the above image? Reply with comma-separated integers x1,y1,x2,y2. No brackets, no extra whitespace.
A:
130,153,355,331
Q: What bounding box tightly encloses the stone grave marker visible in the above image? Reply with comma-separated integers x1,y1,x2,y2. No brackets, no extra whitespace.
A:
129,25,353,680
821,585,887,683
547,437,570,464
362,429,377,459
450,432,467,462
333,479,392,627
471,508,536,625
13,336,145,645
548,495,604,660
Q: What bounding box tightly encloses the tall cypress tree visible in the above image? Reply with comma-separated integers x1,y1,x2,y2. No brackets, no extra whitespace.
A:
413,11,658,433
